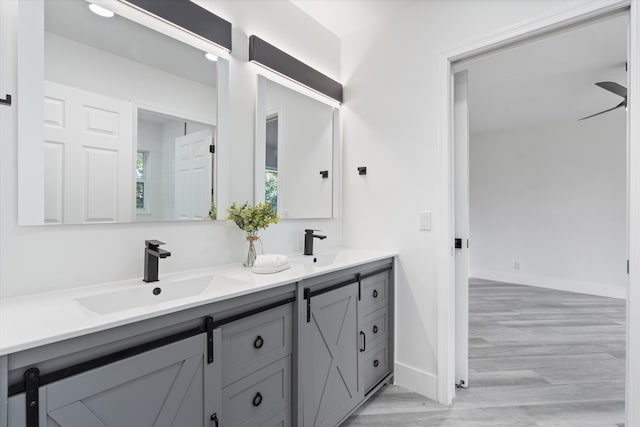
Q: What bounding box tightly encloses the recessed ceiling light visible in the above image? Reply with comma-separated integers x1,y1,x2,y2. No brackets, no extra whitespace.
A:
205,52,218,62
88,3,115,18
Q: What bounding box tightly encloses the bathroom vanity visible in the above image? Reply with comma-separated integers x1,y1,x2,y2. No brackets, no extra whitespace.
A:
0,249,395,427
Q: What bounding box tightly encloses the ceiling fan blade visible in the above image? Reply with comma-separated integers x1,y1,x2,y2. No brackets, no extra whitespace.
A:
595,81,627,98
579,100,626,121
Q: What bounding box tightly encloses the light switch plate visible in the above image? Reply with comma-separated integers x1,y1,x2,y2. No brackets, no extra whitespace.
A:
419,211,431,231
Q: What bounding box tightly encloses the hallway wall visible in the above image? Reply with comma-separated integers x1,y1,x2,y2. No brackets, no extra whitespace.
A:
470,114,627,299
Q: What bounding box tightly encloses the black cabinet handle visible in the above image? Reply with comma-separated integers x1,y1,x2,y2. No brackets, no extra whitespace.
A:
319,170,329,178
373,359,379,368
254,335,264,349
252,392,263,407
373,325,379,334
359,331,366,352
210,413,219,427
373,289,378,298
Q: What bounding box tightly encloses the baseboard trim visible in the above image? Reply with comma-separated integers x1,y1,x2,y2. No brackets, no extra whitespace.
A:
394,362,438,401
472,270,626,299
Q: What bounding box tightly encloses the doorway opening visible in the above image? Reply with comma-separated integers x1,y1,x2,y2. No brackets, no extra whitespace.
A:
440,4,638,425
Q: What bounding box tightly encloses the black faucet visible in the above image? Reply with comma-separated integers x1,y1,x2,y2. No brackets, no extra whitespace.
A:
304,229,327,256
144,240,171,283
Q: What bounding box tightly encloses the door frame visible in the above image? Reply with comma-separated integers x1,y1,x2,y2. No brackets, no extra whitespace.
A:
435,2,640,426
453,70,470,389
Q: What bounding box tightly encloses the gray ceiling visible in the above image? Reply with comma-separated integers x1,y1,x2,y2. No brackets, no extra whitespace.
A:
460,14,628,135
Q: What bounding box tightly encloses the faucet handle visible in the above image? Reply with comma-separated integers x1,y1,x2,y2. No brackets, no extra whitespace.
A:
145,240,166,250
305,229,322,234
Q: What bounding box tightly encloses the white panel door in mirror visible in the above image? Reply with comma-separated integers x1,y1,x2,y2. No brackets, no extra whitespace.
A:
43,81,133,224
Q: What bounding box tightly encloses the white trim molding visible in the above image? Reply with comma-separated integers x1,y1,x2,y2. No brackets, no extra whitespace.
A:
436,4,638,427
626,2,640,425
472,270,627,300
394,362,438,401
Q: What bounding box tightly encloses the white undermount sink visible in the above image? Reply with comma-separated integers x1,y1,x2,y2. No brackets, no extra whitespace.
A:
290,251,338,267
75,274,215,315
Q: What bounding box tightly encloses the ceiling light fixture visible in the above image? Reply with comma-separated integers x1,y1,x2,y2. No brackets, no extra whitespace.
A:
205,52,218,62
88,3,115,18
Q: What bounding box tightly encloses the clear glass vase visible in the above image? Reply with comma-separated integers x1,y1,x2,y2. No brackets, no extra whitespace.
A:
244,235,259,267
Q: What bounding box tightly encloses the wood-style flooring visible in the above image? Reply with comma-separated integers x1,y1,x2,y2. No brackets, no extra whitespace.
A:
342,279,627,426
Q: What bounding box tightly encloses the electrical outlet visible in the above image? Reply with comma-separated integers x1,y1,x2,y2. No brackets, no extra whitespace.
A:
514,261,521,270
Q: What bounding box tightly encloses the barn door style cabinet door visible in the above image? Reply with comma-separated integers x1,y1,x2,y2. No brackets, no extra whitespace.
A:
7,332,223,427
300,261,394,427
302,282,360,427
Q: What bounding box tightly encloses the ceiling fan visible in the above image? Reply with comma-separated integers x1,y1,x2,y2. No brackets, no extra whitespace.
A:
579,81,627,120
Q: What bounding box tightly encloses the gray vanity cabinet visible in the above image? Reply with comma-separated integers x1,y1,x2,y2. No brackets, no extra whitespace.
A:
219,303,293,426
5,289,296,427
301,282,360,427
7,333,222,427
358,270,392,394
299,260,394,427
3,261,393,427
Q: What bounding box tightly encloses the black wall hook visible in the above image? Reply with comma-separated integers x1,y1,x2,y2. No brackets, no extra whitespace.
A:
0,94,12,106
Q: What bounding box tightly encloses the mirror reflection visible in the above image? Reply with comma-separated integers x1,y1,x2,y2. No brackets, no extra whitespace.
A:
256,77,336,219
136,110,215,221
41,0,220,224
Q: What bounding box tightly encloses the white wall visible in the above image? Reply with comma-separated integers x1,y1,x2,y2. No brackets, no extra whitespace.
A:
470,114,627,299
0,0,341,298
340,0,600,400
46,32,216,122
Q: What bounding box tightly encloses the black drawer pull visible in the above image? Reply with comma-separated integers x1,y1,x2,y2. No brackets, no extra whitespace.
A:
373,359,379,368
254,335,264,349
359,331,366,352
373,289,378,298
373,325,379,334
210,413,219,427
253,392,262,406
253,392,263,407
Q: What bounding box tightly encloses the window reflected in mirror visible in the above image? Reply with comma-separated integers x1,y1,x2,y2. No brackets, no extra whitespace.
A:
136,152,148,211
265,114,279,212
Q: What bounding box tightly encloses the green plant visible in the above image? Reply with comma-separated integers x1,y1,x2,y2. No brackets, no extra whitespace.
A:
226,202,279,236
209,203,217,220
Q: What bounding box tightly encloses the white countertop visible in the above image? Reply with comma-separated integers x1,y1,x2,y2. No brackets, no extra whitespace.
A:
0,248,396,356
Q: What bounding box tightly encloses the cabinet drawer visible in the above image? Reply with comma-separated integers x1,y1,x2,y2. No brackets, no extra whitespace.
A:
222,356,291,427
362,341,390,393
359,271,389,316
221,303,292,385
360,307,388,351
